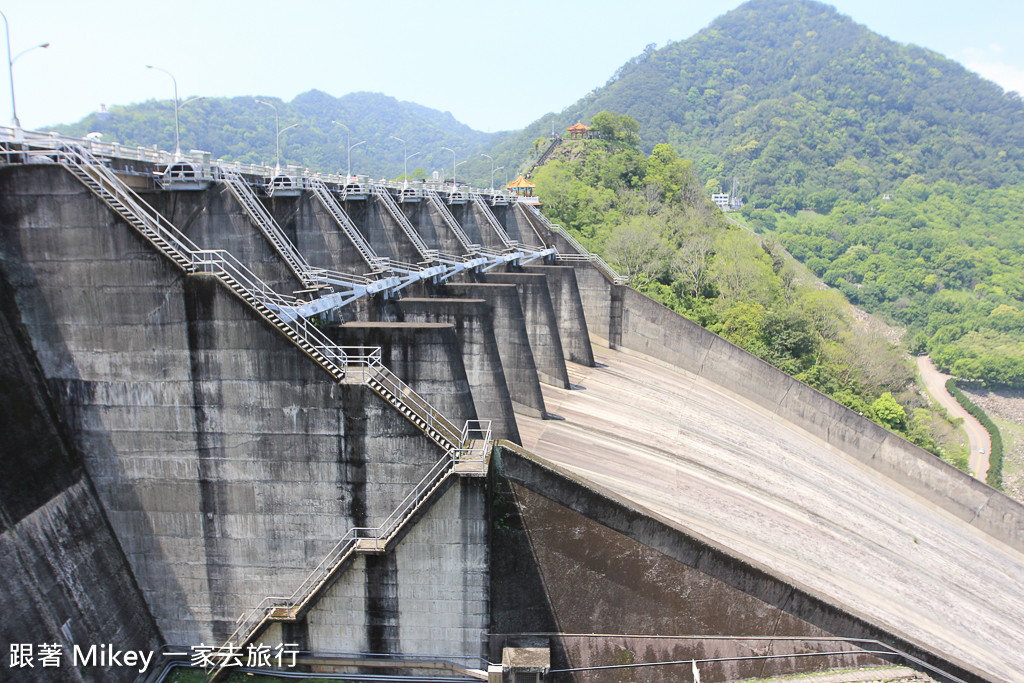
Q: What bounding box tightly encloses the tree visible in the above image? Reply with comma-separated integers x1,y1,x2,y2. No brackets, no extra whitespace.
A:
871,392,907,430
606,216,671,287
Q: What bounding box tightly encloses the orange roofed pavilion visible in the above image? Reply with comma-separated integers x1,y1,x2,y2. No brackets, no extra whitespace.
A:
567,120,594,139
507,174,536,197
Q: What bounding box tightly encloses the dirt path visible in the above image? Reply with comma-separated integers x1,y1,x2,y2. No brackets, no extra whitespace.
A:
916,356,991,480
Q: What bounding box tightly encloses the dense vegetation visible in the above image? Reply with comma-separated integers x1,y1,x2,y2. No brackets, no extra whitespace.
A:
744,185,1024,387
534,131,966,467
53,90,502,183
946,379,1004,488
547,0,1024,208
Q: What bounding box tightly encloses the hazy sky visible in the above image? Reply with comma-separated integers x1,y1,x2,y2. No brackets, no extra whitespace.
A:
5,0,1024,133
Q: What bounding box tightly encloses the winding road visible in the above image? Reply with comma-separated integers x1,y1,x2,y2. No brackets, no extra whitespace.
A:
916,355,991,480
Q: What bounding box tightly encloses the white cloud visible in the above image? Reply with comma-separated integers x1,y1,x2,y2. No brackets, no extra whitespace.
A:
962,44,1024,95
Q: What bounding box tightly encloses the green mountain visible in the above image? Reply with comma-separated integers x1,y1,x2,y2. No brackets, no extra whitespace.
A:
52,90,502,182
508,0,1024,209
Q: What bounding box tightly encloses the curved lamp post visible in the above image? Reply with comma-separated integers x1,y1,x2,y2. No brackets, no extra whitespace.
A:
441,146,457,189
333,120,364,178
2,10,48,129
390,135,420,189
146,65,203,159
481,153,495,192
256,98,297,172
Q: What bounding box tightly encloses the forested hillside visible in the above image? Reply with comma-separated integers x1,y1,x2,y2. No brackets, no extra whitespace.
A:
533,132,967,468
556,0,1024,208
53,90,502,182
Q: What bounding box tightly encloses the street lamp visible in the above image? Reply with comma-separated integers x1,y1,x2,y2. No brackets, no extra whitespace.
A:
390,135,420,189
2,10,49,129
146,66,204,160
481,153,495,192
441,146,458,189
492,166,504,192
347,140,366,179
333,121,365,179
256,98,297,172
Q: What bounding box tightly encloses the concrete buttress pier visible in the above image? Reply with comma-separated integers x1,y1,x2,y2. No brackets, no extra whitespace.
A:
483,272,571,389
399,297,520,443
522,265,595,367
445,283,547,418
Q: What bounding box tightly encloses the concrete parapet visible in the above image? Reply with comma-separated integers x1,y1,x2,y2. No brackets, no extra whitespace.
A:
399,297,520,443
446,283,547,418
523,265,594,367
566,256,1024,551
483,273,570,389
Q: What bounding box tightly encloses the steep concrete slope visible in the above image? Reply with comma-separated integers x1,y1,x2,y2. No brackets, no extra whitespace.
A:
515,345,1024,681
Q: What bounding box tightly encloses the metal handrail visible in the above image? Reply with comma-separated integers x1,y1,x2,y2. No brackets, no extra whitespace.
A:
470,192,516,248
521,205,628,284
308,177,381,269
371,183,434,259
424,188,477,252
219,168,315,287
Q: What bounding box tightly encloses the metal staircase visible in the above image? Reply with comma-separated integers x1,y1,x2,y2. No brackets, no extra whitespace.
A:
17,143,497,678
207,416,489,679
219,168,317,288
309,177,384,271
424,188,478,253
371,183,437,261
520,203,627,284
470,192,516,249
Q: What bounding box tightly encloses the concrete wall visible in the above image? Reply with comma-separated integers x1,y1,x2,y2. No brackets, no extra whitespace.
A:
344,196,425,264
141,183,302,296
491,446,980,683
422,198,477,255
399,298,520,443
306,477,489,665
445,283,547,418
523,265,594,367
452,203,507,251
0,257,162,682
268,192,374,276
565,255,1024,552
0,165,464,649
484,273,570,389
491,204,545,248
326,322,478,430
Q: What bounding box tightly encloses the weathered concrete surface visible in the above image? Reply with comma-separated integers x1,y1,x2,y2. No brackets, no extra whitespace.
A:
399,297,520,443
452,202,508,252
484,272,570,389
446,283,547,418
523,265,594,367
556,259,618,346
422,198,479,255
568,275,1024,551
141,183,302,296
515,346,1024,682
326,321,478,429
306,477,489,665
0,165,458,648
490,204,545,248
0,259,162,682
268,192,376,277
345,196,425,264
492,449,912,682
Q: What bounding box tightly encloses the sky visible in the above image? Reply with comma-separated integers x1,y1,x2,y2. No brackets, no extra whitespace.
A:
4,0,1024,134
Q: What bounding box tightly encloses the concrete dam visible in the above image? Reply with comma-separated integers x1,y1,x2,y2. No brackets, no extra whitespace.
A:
1,129,1022,683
